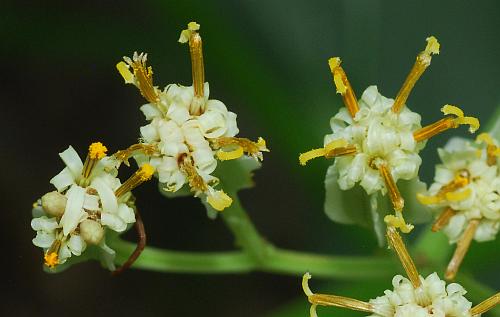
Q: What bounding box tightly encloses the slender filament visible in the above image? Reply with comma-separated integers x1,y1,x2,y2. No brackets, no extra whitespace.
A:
308,294,374,313
413,117,457,142
445,219,479,280
328,57,359,118
470,292,500,316
386,227,421,288
190,32,205,98
432,207,456,232
378,163,404,212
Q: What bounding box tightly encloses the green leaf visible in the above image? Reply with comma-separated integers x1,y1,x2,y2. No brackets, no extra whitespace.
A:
325,165,432,246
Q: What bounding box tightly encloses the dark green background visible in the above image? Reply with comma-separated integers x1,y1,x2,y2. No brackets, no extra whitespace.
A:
1,1,499,316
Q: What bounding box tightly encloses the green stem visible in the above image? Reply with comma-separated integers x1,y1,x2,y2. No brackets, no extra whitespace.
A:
219,191,270,263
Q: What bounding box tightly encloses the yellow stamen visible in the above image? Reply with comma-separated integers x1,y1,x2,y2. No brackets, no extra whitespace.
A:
302,273,374,317
44,239,62,268
207,189,233,211
116,61,134,84
216,146,244,161
114,143,159,166
212,137,269,161
476,133,499,166
115,163,155,197
328,57,359,118
386,227,421,288
44,252,59,268
392,36,440,113
470,292,500,316
417,169,470,205
445,188,472,202
413,105,480,142
179,155,209,193
81,141,108,181
384,212,414,233
88,142,108,159
299,139,356,166
122,53,159,104
377,163,404,212
432,207,456,232
445,219,479,280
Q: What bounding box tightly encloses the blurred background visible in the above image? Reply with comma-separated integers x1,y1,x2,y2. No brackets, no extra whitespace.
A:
1,0,499,316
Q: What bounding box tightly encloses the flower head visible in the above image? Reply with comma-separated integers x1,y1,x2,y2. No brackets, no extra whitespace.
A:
32,143,151,269
302,227,499,317
300,37,479,232
417,134,499,279
115,22,268,212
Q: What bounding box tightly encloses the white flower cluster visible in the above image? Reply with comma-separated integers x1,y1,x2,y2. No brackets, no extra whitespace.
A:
325,86,424,195
423,137,500,243
32,145,136,268
369,273,472,317
139,82,238,192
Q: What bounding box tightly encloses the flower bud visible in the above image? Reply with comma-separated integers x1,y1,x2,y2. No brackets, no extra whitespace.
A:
79,219,104,245
41,191,67,217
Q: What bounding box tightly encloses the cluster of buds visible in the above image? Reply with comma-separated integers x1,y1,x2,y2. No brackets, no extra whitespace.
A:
303,227,499,317
32,142,154,270
115,22,268,211
300,36,479,233
418,133,499,279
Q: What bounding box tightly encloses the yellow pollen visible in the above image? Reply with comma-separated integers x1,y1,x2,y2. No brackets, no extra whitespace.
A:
88,142,108,160
445,188,472,202
476,133,500,166
179,155,209,193
116,61,134,84
207,190,233,211
441,105,480,133
138,163,155,181
392,36,440,113
328,57,359,117
44,252,59,268
417,170,470,205
114,143,159,166
115,164,155,197
216,146,244,161
299,139,355,166
384,213,414,233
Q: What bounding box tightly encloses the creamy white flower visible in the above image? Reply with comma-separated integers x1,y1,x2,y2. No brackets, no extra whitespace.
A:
368,273,472,317
117,36,268,212
325,85,423,195
420,136,499,243
32,144,136,268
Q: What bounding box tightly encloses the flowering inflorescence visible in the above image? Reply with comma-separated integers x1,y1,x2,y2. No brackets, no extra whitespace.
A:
418,133,499,279
115,22,268,211
300,36,479,233
32,142,153,269
302,227,499,317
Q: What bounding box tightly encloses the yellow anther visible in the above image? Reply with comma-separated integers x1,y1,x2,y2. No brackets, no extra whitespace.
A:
445,188,472,202
88,142,108,160
216,146,244,161
114,143,159,166
386,227,421,288
392,36,440,113
476,133,500,166
416,193,442,205
299,139,355,166
115,164,156,197
476,132,495,146
424,36,440,55
138,163,155,181
44,252,59,268
207,189,232,211
178,21,201,43
384,213,414,233
116,61,134,84
212,137,269,161
328,57,359,117
441,105,480,133
302,272,314,296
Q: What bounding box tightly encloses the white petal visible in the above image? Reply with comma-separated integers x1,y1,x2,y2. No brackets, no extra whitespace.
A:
32,231,56,248
140,103,162,120
59,145,83,178
224,111,239,137
50,167,75,192
167,102,191,124
117,203,136,224
91,177,118,214
67,234,86,256
83,194,100,210
31,216,59,232
60,185,87,236
101,213,127,232
140,123,160,143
